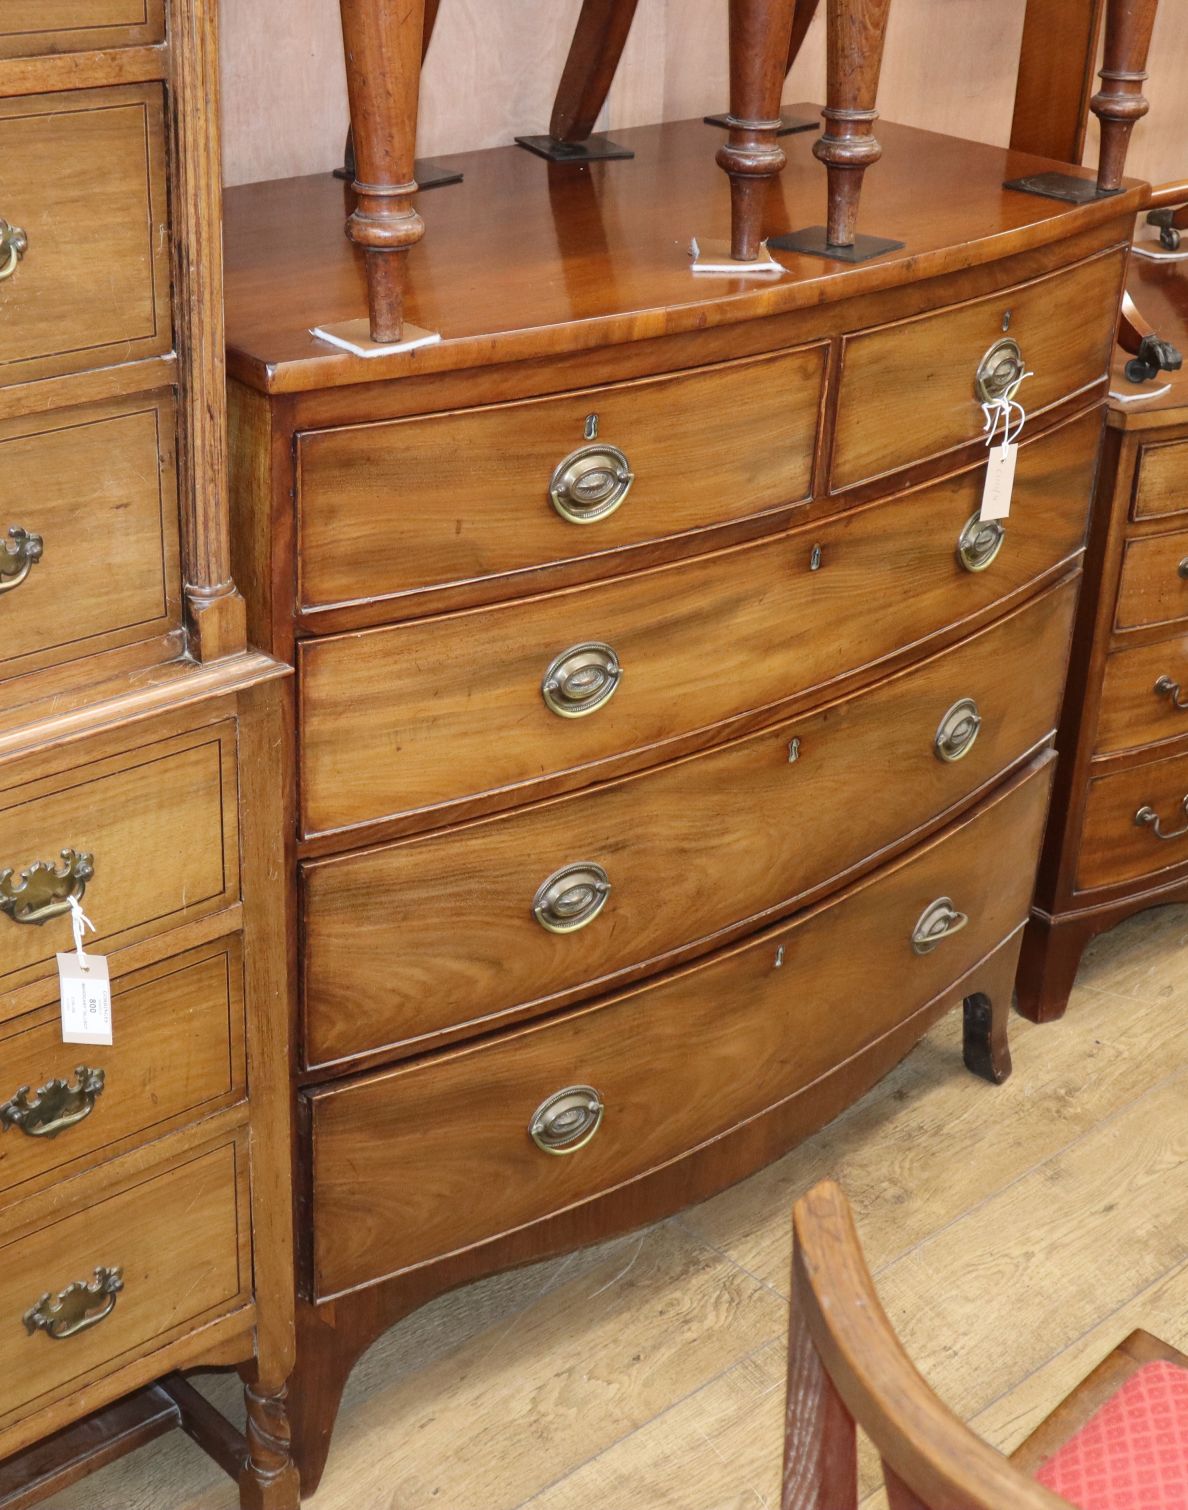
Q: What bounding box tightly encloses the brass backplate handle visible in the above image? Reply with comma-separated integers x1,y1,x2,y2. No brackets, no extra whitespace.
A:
549,444,634,525
912,896,970,955
974,337,1025,403
0,527,43,595
1155,675,1188,712
1,1067,105,1139
934,697,982,763
957,512,1005,573
24,1267,123,1341
0,849,94,926
541,642,622,718
532,862,612,934
1135,798,1188,842
1178,558,1188,582
0,218,27,282
529,1086,604,1154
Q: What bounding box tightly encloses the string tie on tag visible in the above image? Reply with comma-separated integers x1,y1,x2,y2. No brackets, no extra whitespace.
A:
67,894,95,972
981,370,1033,449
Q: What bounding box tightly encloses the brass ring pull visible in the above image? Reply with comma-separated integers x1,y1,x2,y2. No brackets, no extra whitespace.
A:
934,697,982,763
532,862,611,934
529,1086,604,1154
0,527,44,596
1155,676,1188,712
974,337,1025,402
549,444,634,525
541,642,621,718
1135,797,1188,841
24,1267,123,1341
957,512,1005,573
912,896,969,955
0,850,94,927
0,218,27,283
1,1067,105,1139
1178,558,1188,581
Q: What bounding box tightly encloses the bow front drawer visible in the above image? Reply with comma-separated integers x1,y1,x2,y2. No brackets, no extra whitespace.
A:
294,344,825,617
304,754,1052,1298
298,409,1096,838
831,248,1124,491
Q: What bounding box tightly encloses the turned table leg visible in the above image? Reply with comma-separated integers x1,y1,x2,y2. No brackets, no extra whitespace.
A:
238,1370,300,1510
706,0,822,134
1093,0,1158,192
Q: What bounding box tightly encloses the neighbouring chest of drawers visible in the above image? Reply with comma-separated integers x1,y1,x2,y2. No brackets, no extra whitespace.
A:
0,2,165,58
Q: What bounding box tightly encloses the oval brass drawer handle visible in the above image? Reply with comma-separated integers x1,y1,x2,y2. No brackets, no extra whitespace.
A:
529,1086,604,1154
1154,676,1188,711
934,697,982,763
533,862,611,934
0,218,27,282
912,896,969,955
1178,558,1188,582
549,444,634,525
1135,798,1188,841
541,642,621,718
24,1266,123,1341
1,1066,105,1140
0,849,94,927
0,527,43,596
974,337,1025,403
957,513,1005,574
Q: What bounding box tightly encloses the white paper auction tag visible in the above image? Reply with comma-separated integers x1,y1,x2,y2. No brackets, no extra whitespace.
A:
57,951,112,1045
980,442,1018,521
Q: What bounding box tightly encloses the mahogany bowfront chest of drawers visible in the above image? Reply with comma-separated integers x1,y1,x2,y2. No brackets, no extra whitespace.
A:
222,114,1141,1492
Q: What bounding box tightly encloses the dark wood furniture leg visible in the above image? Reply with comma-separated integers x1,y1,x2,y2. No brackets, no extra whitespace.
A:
706,0,822,134
515,0,639,163
1010,0,1107,164
1092,0,1159,193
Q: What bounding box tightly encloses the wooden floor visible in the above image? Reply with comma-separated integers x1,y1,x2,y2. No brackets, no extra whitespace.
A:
42,904,1188,1510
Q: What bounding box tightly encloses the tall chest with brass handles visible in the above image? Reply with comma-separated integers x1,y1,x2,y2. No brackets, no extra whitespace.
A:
223,114,1139,1495
1019,251,1188,1023
0,5,298,1507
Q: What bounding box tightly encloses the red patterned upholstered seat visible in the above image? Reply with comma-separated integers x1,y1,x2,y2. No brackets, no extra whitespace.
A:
1035,1360,1188,1510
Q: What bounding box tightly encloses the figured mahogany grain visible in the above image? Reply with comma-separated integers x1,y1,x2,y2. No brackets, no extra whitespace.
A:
1114,526,1188,631
1096,631,1188,754
1077,745,1188,892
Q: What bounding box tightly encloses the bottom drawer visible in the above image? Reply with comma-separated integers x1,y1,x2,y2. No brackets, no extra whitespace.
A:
0,1137,247,1426
1078,747,1188,893
306,754,1054,1299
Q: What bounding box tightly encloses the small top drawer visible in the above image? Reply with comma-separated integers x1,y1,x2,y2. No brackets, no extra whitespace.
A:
0,1,164,57
0,725,239,997
1115,528,1188,633
1133,440,1188,523
0,86,171,386
295,345,825,616
831,248,1124,491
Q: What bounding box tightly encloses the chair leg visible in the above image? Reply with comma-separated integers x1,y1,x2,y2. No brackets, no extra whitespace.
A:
783,1254,858,1508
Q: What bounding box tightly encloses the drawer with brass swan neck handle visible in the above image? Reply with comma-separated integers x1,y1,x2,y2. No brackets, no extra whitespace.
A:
1154,675,1188,711
0,850,93,926
0,1066,105,1139
1135,795,1188,841
24,1266,123,1341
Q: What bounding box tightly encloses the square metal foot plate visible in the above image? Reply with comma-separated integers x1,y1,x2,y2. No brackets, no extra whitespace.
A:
310,320,442,358
703,110,818,135
515,134,634,163
1004,171,1120,203
689,237,784,276
333,158,463,189
767,226,905,263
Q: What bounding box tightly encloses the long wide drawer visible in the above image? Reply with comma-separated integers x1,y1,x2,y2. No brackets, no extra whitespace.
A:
0,3,164,58
301,580,1076,1067
0,1138,247,1427
1077,747,1188,893
305,754,1054,1298
1114,527,1188,633
0,86,171,386
299,408,1097,838
0,942,244,1199
1095,632,1188,756
296,344,825,614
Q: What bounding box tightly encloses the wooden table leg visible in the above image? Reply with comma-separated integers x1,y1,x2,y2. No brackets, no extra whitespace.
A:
814,0,893,249
1092,0,1158,192
706,0,822,134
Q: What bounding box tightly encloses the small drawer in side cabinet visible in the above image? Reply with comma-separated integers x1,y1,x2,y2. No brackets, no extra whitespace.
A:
0,725,239,994
831,248,1123,491
1115,529,1188,633
0,1138,247,1428
0,86,171,385
0,393,181,679
305,755,1052,1297
0,941,244,1199
1096,633,1188,756
0,1,165,57
1077,748,1188,893
1133,439,1188,522
295,345,825,615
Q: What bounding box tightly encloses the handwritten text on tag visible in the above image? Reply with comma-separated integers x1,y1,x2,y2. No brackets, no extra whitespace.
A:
980,442,1018,522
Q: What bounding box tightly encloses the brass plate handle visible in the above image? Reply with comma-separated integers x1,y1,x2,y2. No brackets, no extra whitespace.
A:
0,849,94,927
0,527,43,596
1155,675,1188,712
1,1066,105,1139
0,218,27,282
532,862,611,934
24,1267,123,1341
934,697,982,763
957,512,1005,573
549,444,634,525
974,337,1025,402
541,642,621,718
1135,797,1188,841
529,1086,604,1154
912,896,969,955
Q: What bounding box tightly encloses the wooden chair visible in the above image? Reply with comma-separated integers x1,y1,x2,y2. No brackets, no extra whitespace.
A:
785,1180,1188,1509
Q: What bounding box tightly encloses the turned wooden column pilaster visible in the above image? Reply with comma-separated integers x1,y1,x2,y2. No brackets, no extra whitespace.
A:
814,0,894,248
717,0,798,262
1092,0,1159,192
338,0,427,344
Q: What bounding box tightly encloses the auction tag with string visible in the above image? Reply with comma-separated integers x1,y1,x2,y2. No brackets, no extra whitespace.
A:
57,895,112,1045
979,373,1031,524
